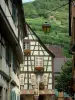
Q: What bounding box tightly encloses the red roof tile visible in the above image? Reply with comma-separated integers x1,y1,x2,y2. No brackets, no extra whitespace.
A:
45,44,65,58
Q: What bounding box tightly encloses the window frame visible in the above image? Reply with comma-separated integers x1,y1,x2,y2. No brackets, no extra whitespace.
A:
23,42,30,50
35,57,43,67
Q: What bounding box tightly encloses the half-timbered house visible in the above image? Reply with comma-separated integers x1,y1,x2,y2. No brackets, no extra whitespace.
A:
20,23,55,100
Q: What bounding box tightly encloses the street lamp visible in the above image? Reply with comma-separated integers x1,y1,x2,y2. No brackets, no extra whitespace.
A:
42,22,51,33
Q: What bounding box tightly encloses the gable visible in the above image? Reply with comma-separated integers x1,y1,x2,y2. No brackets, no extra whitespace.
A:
20,23,54,90
24,23,55,57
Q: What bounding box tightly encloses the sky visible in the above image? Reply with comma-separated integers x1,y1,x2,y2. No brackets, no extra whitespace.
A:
22,0,35,3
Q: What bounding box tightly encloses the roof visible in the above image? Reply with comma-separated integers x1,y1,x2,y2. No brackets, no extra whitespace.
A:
45,44,65,58
26,23,55,58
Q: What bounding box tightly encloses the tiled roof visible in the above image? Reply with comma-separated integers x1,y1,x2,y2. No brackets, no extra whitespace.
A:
45,44,65,58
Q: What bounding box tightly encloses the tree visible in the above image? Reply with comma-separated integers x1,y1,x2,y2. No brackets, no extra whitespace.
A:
55,61,73,96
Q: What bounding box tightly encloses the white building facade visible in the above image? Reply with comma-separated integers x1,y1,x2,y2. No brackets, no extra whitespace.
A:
0,0,27,100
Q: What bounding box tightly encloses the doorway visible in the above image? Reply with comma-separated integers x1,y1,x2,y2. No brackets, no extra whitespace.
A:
39,95,45,100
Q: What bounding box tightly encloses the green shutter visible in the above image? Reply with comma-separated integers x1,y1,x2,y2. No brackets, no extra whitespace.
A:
10,91,16,100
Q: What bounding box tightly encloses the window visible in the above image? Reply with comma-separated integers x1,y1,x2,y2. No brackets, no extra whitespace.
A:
20,85,24,90
23,42,30,50
20,74,24,78
20,78,24,85
6,43,11,66
24,84,27,89
35,57,43,67
42,74,48,85
48,84,52,89
31,74,36,85
20,75,24,85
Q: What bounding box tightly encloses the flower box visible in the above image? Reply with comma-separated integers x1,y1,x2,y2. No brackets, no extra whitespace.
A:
24,49,31,55
35,67,44,71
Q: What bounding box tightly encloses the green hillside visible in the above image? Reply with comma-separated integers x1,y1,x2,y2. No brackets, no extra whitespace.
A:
23,0,71,57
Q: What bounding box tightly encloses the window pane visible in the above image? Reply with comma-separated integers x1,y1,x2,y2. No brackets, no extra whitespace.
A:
33,51,38,55
31,57,34,60
20,78,24,85
24,67,27,71
28,57,30,60
44,66,46,71
29,79,31,83
48,84,52,89
44,57,48,60
25,74,27,78
35,57,43,67
24,61,27,65
20,74,24,78
28,67,32,71
25,79,28,83
49,57,52,60
28,61,31,65
20,85,24,90
44,61,47,65
49,73,52,77
48,61,52,65
30,42,35,45
29,85,32,89
40,51,44,55
24,84,27,89
48,79,52,83
47,67,52,71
